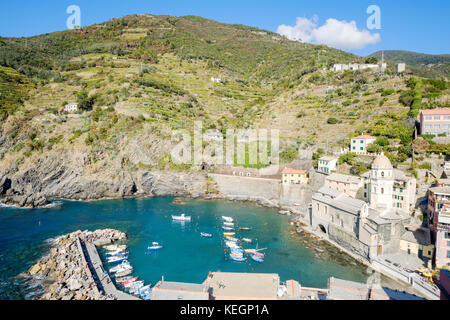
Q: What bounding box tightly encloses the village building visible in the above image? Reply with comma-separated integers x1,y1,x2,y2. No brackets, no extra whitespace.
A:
396,63,406,74
427,186,450,242
399,226,434,261
419,108,450,136
311,155,417,259
64,103,79,113
440,269,450,300
350,135,377,154
325,173,362,198
282,168,308,185
361,155,416,214
435,205,450,268
318,156,338,175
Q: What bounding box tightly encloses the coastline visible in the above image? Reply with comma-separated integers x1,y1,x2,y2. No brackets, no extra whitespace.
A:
4,192,427,299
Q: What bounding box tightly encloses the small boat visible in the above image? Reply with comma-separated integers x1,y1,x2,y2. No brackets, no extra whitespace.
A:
139,285,151,295
242,238,252,243
240,227,252,231
148,242,163,250
127,281,144,291
251,255,264,263
104,244,127,251
201,232,213,238
107,255,129,264
116,276,134,284
106,249,127,256
230,255,246,262
143,292,152,300
109,260,132,273
122,277,138,287
223,222,234,227
172,214,191,222
222,226,234,231
225,241,240,249
115,269,133,277
230,248,244,254
222,216,234,222
225,236,238,242
223,232,235,237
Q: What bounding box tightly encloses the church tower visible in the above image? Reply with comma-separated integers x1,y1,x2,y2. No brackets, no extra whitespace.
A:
369,154,394,212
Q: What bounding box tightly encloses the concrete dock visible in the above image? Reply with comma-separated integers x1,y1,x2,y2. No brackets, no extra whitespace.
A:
81,239,140,300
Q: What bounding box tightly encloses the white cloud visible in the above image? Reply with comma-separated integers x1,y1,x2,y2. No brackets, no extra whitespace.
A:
277,16,380,50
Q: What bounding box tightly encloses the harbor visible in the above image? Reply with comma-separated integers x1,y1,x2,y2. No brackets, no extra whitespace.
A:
1,196,417,300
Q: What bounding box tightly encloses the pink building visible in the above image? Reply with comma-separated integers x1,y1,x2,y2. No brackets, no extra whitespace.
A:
435,205,450,269
420,108,450,136
440,269,450,300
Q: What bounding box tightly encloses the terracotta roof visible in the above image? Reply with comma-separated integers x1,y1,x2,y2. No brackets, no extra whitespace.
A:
282,168,307,175
353,135,376,140
420,108,450,115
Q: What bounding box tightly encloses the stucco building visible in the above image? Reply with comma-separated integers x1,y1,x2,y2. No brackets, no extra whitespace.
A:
350,135,376,154
435,205,450,268
318,156,338,175
420,108,450,136
282,168,308,185
325,173,362,198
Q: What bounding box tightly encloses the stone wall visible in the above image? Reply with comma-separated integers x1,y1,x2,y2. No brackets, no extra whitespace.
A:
208,174,312,209
328,225,370,260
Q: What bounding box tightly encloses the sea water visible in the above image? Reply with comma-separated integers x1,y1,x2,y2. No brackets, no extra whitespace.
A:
0,196,368,299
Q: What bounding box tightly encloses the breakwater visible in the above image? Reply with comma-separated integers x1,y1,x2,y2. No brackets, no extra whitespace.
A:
27,229,128,300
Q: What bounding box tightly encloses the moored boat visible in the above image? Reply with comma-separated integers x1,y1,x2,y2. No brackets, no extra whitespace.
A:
222,216,234,222
251,255,264,263
172,214,191,222
240,227,252,231
107,255,129,264
148,242,163,250
201,232,213,238
223,232,235,237
230,254,246,262
242,238,252,243
115,269,133,277
223,222,234,227
225,236,238,242
109,260,132,273
104,244,127,251
122,277,138,287
222,226,234,231
106,249,127,256
116,276,134,284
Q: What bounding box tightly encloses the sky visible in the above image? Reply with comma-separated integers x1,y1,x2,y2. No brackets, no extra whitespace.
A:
0,0,448,57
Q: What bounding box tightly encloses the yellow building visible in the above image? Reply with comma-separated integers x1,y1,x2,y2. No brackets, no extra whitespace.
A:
282,168,308,185
399,227,434,259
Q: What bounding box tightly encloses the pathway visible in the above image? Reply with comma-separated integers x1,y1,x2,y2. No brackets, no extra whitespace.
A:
82,240,140,300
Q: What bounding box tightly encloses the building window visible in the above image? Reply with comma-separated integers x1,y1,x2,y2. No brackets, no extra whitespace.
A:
381,188,384,194
447,251,450,259
381,171,385,177
434,124,440,129
435,116,441,120
425,116,432,120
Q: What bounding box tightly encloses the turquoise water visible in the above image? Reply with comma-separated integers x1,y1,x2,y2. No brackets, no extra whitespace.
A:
0,197,368,299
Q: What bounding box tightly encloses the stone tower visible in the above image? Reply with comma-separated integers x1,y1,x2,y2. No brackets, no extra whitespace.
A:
369,154,394,213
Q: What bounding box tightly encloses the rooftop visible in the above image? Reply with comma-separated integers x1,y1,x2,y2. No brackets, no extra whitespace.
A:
402,227,432,246
429,186,450,195
372,154,393,170
282,168,307,175
420,108,450,115
319,156,337,162
203,272,280,300
326,173,361,185
151,281,209,300
353,135,376,140
314,187,366,215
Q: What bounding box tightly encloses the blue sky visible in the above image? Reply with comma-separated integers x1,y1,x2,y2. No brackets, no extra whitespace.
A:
0,0,448,56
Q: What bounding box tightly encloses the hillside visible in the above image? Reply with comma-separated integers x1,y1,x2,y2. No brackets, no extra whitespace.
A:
369,50,450,79
0,14,448,207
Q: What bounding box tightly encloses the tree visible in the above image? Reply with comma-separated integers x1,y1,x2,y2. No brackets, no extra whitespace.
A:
365,57,378,64
75,91,96,111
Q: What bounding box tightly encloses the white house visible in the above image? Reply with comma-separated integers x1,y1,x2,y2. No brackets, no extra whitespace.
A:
318,156,338,175
64,103,79,113
211,77,224,84
396,63,406,74
350,135,376,154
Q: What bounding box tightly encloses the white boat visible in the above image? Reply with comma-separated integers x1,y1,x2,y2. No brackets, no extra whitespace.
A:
222,216,234,222
225,241,241,249
148,242,163,250
115,269,133,277
104,244,127,251
225,236,238,242
242,238,252,243
222,226,234,231
109,260,133,273
172,214,191,222
106,249,126,256
107,255,129,263
223,222,234,227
